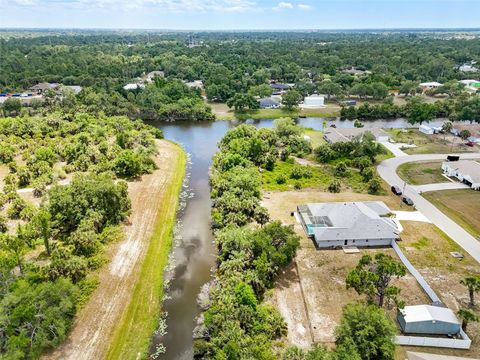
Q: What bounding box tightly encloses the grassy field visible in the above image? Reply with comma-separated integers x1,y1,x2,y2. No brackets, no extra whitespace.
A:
387,129,478,154
105,143,186,360
261,159,372,193
397,161,445,185
423,189,480,239
303,128,326,148
209,102,340,120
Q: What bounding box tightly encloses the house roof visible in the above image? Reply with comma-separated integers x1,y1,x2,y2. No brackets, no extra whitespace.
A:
407,352,478,360
123,83,145,90
259,97,279,106
270,83,291,90
147,70,164,78
324,127,390,143
443,160,480,183
298,201,398,242
399,305,460,325
65,85,82,94
29,82,60,91
420,82,443,87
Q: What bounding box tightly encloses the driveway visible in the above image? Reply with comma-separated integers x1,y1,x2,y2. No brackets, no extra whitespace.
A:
378,153,480,263
379,141,409,157
412,182,469,193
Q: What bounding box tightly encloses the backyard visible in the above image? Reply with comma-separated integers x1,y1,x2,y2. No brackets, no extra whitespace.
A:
262,190,480,358
423,189,480,239
397,161,446,185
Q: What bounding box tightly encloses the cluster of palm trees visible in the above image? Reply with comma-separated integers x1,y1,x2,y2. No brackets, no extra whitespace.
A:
457,276,480,332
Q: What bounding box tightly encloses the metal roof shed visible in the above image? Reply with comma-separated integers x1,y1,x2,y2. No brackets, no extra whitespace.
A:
398,305,461,336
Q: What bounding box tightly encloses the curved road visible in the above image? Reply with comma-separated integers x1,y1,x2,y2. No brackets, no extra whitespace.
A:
377,153,480,263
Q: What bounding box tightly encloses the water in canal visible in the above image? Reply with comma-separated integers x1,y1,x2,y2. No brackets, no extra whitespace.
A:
147,117,445,359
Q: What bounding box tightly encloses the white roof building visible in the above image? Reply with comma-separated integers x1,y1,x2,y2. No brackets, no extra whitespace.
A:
123,83,145,91
442,160,480,190
459,64,479,73
301,94,325,108
185,80,204,89
398,305,461,335
419,82,443,89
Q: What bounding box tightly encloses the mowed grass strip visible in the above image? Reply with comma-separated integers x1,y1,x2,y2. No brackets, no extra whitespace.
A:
397,161,445,185
423,189,480,238
105,142,186,360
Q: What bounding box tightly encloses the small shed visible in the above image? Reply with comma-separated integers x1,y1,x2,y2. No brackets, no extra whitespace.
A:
398,305,461,336
419,124,434,135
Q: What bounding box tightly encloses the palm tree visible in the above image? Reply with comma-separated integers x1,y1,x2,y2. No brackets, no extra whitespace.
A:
458,308,479,332
460,276,480,307
441,121,453,142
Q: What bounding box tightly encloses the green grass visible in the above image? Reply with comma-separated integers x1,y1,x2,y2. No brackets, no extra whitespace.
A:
397,161,445,185
210,102,340,120
105,142,186,360
423,189,480,238
261,159,370,193
303,128,326,148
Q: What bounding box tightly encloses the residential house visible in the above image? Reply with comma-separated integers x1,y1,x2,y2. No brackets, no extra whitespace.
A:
419,82,443,91
270,82,291,95
296,201,399,249
123,83,145,91
341,67,372,76
419,124,435,135
28,82,60,95
398,305,461,336
258,97,280,109
323,127,390,143
459,79,480,92
442,160,480,190
459,64,479,73
185,80,204,89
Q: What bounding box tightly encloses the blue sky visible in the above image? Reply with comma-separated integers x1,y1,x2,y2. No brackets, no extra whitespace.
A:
1,0,479,30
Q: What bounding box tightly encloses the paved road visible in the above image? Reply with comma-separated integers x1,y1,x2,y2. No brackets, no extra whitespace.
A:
377,153,480,263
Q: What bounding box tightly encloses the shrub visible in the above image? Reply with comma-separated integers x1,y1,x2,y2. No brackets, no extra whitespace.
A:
328,180,341,193
334,162,348,177
290,166,304,179
7,197,27,219
276,174,287,184
368,177,381,194
294,182,302,190
361,167,375,182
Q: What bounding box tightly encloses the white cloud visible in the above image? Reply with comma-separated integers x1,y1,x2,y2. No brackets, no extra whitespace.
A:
298,3,312,10
3,0,258,12
273,1,293,10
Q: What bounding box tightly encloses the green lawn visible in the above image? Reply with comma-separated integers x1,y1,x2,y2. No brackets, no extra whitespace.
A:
387,129,477,154
397,161,445,185
423,189,480,238
304,128,326,148
105,142,186,360
210,102,340,120
261,159,370,193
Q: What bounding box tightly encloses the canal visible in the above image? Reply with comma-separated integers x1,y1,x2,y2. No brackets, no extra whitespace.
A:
147,117,444,359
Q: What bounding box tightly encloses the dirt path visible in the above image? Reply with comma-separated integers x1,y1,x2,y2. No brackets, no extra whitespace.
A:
43,140,183,360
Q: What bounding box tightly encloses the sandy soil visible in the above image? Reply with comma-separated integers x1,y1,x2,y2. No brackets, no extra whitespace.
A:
43,140,183,360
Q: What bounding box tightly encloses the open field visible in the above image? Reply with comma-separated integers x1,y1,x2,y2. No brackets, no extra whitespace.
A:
387,129,478,154
263,190,480,358
44,140,186,360
423,189,480,239
397,161,446,185
262,159,374,193
209,102,340,120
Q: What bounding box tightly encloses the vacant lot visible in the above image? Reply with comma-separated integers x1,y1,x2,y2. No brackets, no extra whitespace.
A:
44,140,186,360
263,190,480,358
397,161,446,185
388,129,478,154
209,102,340,120
423,189,480,239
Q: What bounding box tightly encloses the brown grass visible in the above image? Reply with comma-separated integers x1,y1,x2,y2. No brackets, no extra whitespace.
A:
397,161,446,185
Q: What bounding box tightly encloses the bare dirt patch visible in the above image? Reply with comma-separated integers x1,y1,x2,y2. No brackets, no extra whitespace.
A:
43,140,184,360
263,191,429,349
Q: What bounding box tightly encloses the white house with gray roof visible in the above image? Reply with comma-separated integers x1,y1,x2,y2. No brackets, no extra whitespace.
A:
296,201,399,248
442,160,480,190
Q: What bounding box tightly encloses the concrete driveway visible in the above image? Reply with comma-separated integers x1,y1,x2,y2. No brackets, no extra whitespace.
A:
377,153,480,263
412,182,469,193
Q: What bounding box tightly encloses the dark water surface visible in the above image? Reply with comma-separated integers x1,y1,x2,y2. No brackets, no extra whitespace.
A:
147,117,438,359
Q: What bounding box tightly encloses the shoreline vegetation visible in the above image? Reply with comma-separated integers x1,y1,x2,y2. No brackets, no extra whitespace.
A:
105,142,186,360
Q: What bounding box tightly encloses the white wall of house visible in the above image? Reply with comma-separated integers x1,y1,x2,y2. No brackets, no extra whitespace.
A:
315,238,394,249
